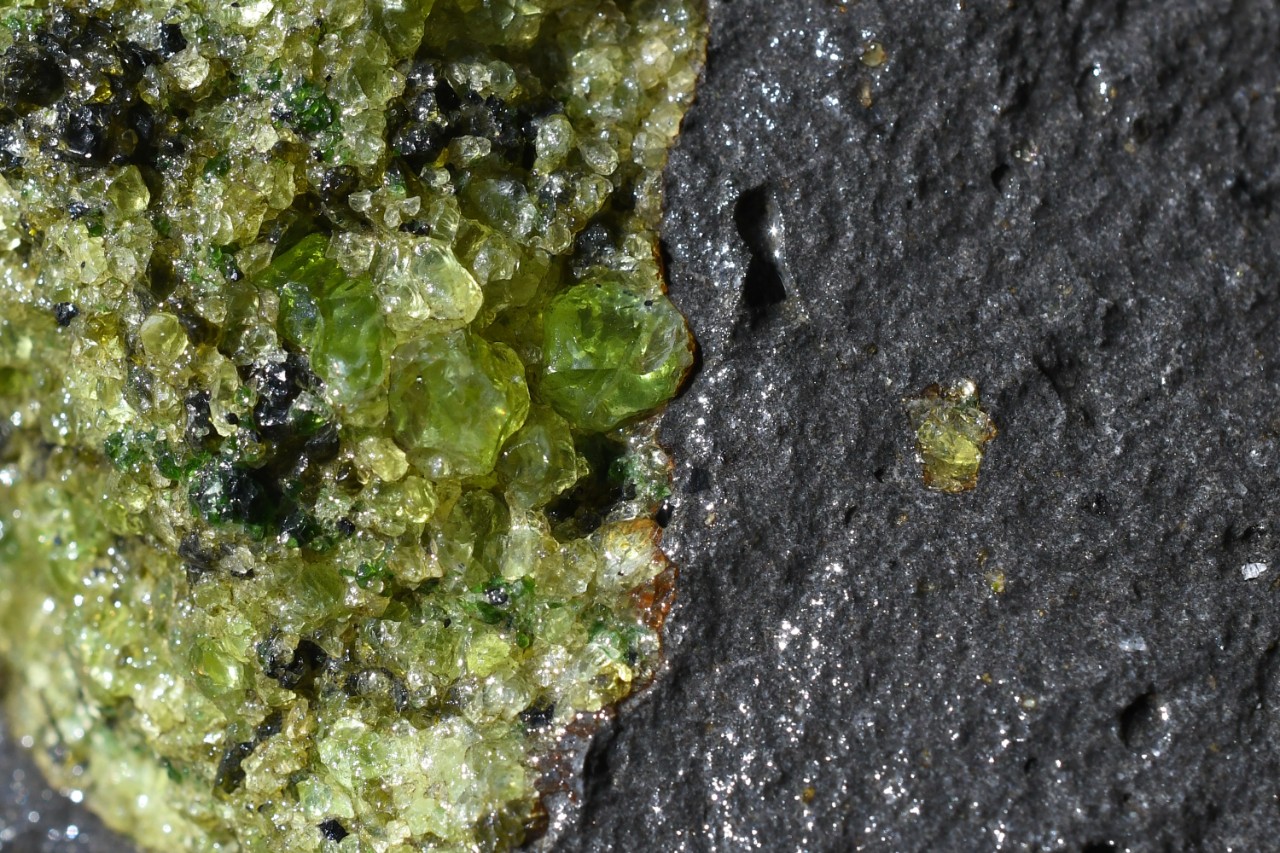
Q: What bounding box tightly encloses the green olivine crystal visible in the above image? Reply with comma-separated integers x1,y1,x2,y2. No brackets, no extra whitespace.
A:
906,379,998,494
496,405,586,511
541,277,694,432
0,0,705,849
271,234,391,425
390,330,531,479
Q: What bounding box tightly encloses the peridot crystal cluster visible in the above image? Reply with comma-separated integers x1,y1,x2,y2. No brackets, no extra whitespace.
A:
0,0,704,849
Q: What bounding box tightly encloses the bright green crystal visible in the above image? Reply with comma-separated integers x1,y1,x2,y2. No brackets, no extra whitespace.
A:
0,0,705,849
541,278,694,432
272,234,392,425
390,330,531,479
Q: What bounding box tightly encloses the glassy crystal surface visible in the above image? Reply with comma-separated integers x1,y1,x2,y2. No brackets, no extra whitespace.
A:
906,379,998,494
541,278,694,433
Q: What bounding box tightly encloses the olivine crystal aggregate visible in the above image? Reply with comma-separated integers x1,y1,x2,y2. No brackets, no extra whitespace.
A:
906,379,997,494
0,0,703,849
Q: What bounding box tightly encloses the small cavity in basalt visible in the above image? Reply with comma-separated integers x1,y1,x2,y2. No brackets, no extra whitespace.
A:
0,0,705,849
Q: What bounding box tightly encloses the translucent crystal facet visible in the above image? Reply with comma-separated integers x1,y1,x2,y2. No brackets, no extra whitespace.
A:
906,379,998,493
541,278,694,432
390,330,531,479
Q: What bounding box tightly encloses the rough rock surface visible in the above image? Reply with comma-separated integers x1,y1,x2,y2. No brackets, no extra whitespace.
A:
5,0,1280,850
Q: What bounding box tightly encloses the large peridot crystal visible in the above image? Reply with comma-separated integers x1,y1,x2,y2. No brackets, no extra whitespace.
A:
390,330,531,479
541,278,694,433
272,234,392,424
0,0,704,849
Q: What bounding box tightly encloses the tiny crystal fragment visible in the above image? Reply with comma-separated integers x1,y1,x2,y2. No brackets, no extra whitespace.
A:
0,0,705,849
1241,562,1268,580
860,41,887,68
906,379,998,493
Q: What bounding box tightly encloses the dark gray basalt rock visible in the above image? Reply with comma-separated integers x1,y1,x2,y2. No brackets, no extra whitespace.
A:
5,0,1280,850
564,0,1280,850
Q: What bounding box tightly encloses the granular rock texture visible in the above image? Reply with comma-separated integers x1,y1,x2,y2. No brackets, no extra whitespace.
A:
566,0,1280,850
6,0,1280,851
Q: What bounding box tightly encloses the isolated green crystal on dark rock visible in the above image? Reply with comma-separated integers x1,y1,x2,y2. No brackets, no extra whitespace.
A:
906,379,998,494
0,0,705,849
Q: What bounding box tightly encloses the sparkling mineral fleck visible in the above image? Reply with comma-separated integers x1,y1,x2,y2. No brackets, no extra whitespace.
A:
906,379,998,493
1241,562,1268,580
